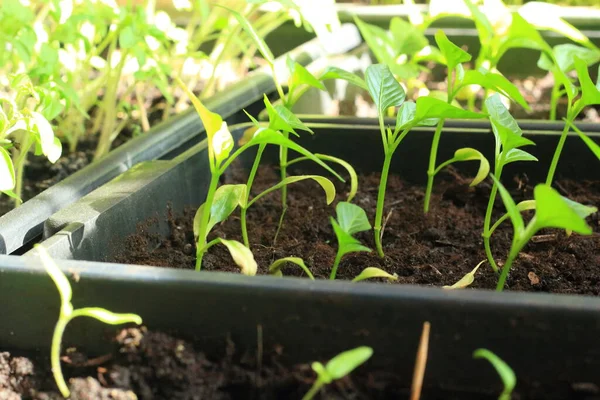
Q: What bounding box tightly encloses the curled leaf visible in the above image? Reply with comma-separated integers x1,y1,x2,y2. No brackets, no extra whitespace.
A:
269,257,314,280
443,260,485,289
219,239,257,276
436,148,490,187
473,349,516,400
249,175,335,208
336,202,371,235
352,267,398,283
74,307,142,326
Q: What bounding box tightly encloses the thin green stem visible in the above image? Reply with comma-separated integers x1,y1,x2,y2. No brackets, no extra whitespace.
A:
13,135,33,207
424,120,445,213
329,251,344,280
496,219,537,291
279,131,290,208
549,81,560,121
195,173,220,271
374,150,394,258
241,144,266,247
302,379,324,400
546,107,573,186
50,316,70,398
482,164,503,273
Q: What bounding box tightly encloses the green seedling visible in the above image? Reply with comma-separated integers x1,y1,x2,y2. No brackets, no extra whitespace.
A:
482,94,538,272
443,260,486,290
302,346,373,400
490,174,596,291
546,57,600,186
177,79,342,271
473,349,516,400
0,75,62,205
35,244,142,398
330,202,370,280
269,257,315,280
364,63,486,257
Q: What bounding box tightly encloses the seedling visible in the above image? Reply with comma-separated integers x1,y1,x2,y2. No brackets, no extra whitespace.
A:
364,63,486,257
330,202,371,280
35,244,142,398
177,79,342,271
473,349,516,400
490,174,596,291
482,95,538,272
546,57,600,186
302,346,373,400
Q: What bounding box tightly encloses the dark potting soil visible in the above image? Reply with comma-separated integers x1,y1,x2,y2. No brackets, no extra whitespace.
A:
113,164,600,296
1,327,514,400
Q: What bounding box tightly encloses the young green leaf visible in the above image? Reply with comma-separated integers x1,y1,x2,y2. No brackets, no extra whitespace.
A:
434,30,471,72
573,56,600,113
473,349,516,400
437,148,490,187
486,94,535,153
538,44,600,74
534,185,595,235
456,70,530,110
216,5,274,65
74,307,142,326
490,174,525,236
248,175,336,208
564,119,600,160
332,219,371,254
352,267,398,283
319,66,368,91
443,260,485,289
395,101,439,131
414,96,486,123
323,346,373,381
207,184,247,233
353,16,396,66
494,13,552,65
390,17,428,56
269,257,314,280
264,96,313,135
31,112,61,163
502,148,538,165
287,56,326,92
336,202,371,236
365,64,406,116
219,239,258,276
0,147,15,191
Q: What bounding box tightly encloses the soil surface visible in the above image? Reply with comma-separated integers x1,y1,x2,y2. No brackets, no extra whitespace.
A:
113,164,599,295
2,327,505,400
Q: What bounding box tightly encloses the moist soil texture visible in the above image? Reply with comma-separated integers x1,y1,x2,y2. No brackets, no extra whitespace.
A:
113,164,600,295
4,327,595,400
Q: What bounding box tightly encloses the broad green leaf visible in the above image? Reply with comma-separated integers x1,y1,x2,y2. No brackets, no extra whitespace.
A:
493,13,552,65
192,204,205,241
463,0,494,49
352,267,398,283
502,148,538,165
539,44,600,74
243,128,343,182
365,64,406,116
443,260,485,289
35,244,73,316
395,101,439,131
561,196,597,221
76,307,142,325
490,174,524,236
332,219,371,257
490,200,537,236
534,185,595,235
336,202,371,235
0,147,15,191
486,94,535,153
388,62,422,80
457,70,529,110
219,239,258,276
319,66,367,91
269,257,314,280
565,120,600,161
264,95,312,135
207,184,247,233
390,17,428,56
444,148,490,187
414,96,485,123
434,30,471,72
325,346,373,381
249,175,336,208
353,16,395,66
519,2,594,48
573,57,600,113
217,5,274,65
175,77,232,166
287,57,326,92
473,349,516,400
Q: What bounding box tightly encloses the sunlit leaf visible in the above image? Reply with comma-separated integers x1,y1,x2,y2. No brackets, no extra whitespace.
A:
269,257,314,279
264,94,312,135
395,101,439,131
443,260,485,289
534,185,595,235
486,94,535,153
319,66,367,91
494,13,552,65
538,44,600,74
502,148,538,165
332,219,371,257
219,239,258,276
249,175,336,208
76,307,142,325
35,244,73,315
473,349,516,400
0,147,15,191
336,202,371,235
443,148,490,187
207,184,247,233
564,120,600,161
434,30,471,72
414,96,485,123
352,267,398,283
365,64,406,117
457,70,529,110
391,17,428,56
31,112,61,163
287,56,326,92
353,16,395,66
324,346,373,381
573,57,600,113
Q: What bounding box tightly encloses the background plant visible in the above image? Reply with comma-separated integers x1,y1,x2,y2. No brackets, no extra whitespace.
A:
473,348,516,400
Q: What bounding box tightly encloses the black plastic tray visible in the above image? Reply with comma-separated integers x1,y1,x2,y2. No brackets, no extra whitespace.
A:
0,24,361,256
